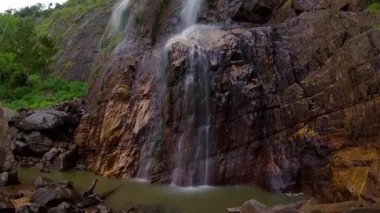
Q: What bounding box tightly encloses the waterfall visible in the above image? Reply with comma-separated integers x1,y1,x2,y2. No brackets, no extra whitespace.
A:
179,0,204,29
109,0,130,36
175,43,211,185
164,0,210,186
135,0,210,185
165,24,213,186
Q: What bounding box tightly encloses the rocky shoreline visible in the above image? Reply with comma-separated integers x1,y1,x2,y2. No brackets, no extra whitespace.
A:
1,176,114,213
229,197,380,213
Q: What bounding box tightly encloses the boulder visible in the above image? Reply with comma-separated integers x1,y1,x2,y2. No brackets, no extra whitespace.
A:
19,110,68,131
32,186,79,207
24,132,53,155
34,177,54,188
0,170,18,186
47,202,72,213
34,177,74,189
96,205,112,213
52,150,77,171
2,107,16,123
32,188,63,207
75,163,86,171
43,148,61,162
239,199,268,213
0,195,15,213
18,203,46,213
12,140,30,155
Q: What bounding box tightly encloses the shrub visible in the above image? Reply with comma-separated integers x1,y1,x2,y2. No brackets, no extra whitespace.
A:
1,74,88,110
366,2,380,13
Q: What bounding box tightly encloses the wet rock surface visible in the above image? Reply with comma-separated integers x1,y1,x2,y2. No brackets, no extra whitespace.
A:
73,0,380,204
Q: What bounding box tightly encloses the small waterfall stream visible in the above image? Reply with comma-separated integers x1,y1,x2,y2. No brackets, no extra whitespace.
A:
135,0,211,185
172,43,211,185
164,0,211,186
179,0,204,30
109,0,130,35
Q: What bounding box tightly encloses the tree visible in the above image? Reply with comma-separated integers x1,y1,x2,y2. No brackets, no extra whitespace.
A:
0,15,55,91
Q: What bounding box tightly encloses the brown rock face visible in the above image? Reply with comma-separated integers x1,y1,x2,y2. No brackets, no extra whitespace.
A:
0,108,14,172
0,108,17,186
75,0,380,201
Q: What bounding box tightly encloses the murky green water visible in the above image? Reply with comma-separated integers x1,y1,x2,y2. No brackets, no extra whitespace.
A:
18,168,304,212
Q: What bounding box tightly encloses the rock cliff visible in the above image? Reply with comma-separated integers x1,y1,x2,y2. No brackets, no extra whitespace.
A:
0,108,17,185
74,0,380,202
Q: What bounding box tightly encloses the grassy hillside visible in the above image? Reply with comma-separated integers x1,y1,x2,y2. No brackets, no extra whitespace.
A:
37,0,112,41
0,0,112,109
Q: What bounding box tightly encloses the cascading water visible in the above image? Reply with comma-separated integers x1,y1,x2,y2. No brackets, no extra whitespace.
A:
109,0,130,36
135,0,211,185
163,0,211,186
169,40,211,185
179,0,204,30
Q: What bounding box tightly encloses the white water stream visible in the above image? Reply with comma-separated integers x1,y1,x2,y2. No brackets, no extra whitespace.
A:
109,0,130,36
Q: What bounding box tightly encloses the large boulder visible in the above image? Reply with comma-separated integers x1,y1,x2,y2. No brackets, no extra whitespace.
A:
52,150,77,171
32,186,79,207
32,187,65,207
19,110,68,131
24,131,53,156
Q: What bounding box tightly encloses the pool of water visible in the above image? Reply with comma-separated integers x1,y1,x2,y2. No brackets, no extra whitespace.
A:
18,168,304,212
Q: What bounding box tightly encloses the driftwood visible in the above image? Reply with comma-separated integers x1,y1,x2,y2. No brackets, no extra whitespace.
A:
75,179,119,209
83,179,98,198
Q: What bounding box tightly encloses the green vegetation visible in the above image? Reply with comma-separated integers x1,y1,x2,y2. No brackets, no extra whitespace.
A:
36,0,111,41
100,30,124,50
0,1,94,110
366,2,380,13
0,75,87,109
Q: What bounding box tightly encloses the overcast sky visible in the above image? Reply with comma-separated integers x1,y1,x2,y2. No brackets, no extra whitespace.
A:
0,0,68,12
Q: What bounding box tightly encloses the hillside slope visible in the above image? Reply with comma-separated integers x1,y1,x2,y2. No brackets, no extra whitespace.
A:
39,0,114,81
